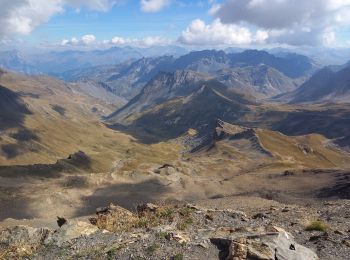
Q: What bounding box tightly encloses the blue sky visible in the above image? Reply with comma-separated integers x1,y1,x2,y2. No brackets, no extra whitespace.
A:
30,1,213,44
1,0,350,50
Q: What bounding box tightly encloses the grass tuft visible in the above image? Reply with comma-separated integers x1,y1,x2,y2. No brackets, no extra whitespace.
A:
305,221,329,232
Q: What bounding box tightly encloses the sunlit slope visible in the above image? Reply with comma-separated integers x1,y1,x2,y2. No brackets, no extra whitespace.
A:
0,70,180,170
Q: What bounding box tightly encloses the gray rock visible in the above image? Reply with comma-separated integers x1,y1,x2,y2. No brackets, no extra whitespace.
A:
44,219,99,246
211,226,318,260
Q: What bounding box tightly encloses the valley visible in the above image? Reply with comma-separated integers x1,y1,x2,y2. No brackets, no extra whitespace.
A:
0,49,349,260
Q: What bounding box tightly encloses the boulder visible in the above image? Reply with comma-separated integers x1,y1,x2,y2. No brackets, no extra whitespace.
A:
211,226,318,260
44,219,98,246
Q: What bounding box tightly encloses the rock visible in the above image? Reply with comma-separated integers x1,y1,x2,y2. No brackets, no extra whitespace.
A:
252,212,268,219
137,203,159,213
229,237,248,259
57,216,67,227
225,209,247,219
45,219,98,246
334,230,346,235
283,170,295,176
211,226,318,260
167,232,190,244
205,213,214,221
342,239,350,247
96,206,109,214
0,225,52,257
270,206,279,211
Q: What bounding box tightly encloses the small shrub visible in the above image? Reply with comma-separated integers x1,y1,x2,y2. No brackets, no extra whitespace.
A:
155,231,168,239
179,207,193,217
146,243,160,254
106,245,123,260
156,207,175,219
177,217,193,230
135,218,150,228
305,221,329,232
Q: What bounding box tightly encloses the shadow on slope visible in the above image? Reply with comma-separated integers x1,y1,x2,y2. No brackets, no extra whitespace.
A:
0,85,32,130
270,107,350,145
0,151,91,179
73,178,171,217
0,187,35,220
0,84,41,159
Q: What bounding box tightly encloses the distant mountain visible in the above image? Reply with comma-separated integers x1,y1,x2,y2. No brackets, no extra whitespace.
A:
171,49,315,78
107,70,255,139
275,65,350,103
215,64,298,99
229,50,314,78
64,49,312,103
171,50,230,73
0,50,40,74
64,56,175,101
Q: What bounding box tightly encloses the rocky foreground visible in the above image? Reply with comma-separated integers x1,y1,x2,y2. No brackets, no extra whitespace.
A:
0,198,349,260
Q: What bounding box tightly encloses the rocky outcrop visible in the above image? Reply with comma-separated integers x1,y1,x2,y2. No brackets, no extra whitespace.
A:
0,202,320,259
44,219,99,246
211,226,318,260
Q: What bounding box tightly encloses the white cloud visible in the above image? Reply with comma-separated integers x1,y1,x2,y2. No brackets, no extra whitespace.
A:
140,0,170,12
0,0,118,39
178,19,267,46
61,34,96,46
60,35,173,47
211,0,350,46
81,34,96,45
110,36,173,47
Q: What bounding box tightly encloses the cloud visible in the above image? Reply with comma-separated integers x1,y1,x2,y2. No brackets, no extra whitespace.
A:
110,36,173,47
60,35,173,47
140,0,170,12
211,0,350,46
0,0,118,39
61,34,96,46
178,19,267,46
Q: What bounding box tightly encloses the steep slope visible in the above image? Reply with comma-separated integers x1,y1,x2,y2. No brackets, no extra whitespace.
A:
0,69,176,168
276,66,350,103
107,70,213,124
215,64,298,99
107,71,255,140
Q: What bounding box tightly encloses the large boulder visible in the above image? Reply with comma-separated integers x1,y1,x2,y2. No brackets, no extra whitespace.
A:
211,226,318,260
44,219,98,246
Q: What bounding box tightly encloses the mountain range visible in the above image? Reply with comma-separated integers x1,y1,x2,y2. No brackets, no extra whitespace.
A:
0,46,187,76
1,49,350,260
59,49,315,105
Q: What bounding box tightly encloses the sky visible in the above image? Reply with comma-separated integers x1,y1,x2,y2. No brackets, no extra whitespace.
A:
1,0,350,50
